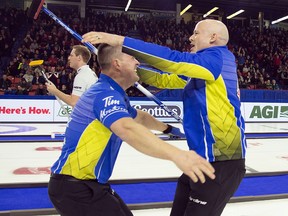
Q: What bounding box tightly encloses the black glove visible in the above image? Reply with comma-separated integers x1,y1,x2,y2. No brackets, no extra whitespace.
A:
163,124,186,139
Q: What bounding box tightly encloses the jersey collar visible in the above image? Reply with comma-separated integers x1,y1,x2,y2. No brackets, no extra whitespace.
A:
99,74,126,96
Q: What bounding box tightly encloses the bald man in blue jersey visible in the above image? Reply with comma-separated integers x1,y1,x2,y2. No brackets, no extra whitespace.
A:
48,43,215,216
83,19,247,216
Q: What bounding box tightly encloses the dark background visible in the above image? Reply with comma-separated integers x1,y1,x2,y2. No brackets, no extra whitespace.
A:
87,0,288,22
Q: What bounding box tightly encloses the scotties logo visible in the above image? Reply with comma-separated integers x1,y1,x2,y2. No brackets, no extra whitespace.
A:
132,104,181,118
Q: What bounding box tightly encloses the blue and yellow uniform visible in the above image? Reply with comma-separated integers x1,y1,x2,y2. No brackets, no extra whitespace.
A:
123,37,247,162
51,73,137,183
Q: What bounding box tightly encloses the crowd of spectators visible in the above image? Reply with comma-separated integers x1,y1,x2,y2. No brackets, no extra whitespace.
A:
229,26,287,90
0,8,27,72
0,7,287,97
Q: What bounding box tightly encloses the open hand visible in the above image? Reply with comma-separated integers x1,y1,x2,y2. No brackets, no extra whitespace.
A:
173,150,215,183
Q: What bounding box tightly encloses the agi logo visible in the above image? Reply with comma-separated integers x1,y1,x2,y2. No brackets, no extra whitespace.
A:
132,104,182,118
249,105,288,119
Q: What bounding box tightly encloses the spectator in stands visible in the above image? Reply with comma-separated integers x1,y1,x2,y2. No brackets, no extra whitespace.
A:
265,79,272,90
32,71,46,85
271,79,280,90
6,58,19,77
66,69,76,91
46,66,59,87
241,63,249,77
15,81,29,95
58,69,70,89
280,66,288,89
3,7,287,93
60,84,70,94
273,53,281,69
57,55,67,67
30,40,39,52
41,50,50,62
47,52,58,67
257,75,266,89
83,18,246,216
250,72,259,88
46,45,98,107
15,86,26,95
237,47,246,69
35,83,48,95
18,58,29,75
23,34,33,49
237,69,246,88
1,42,12,63
22,69,34,85
0,74,12,94
17,78,31,93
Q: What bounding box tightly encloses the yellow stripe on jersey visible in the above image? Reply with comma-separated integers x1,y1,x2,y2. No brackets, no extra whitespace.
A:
61,120,112,179
206,76,241,160
129,50,215,80
137,67,186,89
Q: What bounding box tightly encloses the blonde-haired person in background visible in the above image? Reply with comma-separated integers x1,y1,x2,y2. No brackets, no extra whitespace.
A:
46,45,98,107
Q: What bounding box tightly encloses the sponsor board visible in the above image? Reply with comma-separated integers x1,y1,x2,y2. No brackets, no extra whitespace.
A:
0,99,53,122
1,99,288,123
243,102,288,122
0,99,183,123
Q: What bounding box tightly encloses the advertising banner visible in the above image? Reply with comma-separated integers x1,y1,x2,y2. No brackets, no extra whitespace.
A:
0,99,54,122
1,98,288,123
243,102,288,122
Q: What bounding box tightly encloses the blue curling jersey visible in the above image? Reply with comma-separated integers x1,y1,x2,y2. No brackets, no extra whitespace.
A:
123,37,247,162
51,74,137,183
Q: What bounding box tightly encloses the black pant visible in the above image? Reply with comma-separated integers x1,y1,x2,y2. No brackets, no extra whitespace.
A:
170,159,246,216
48,174,133,216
